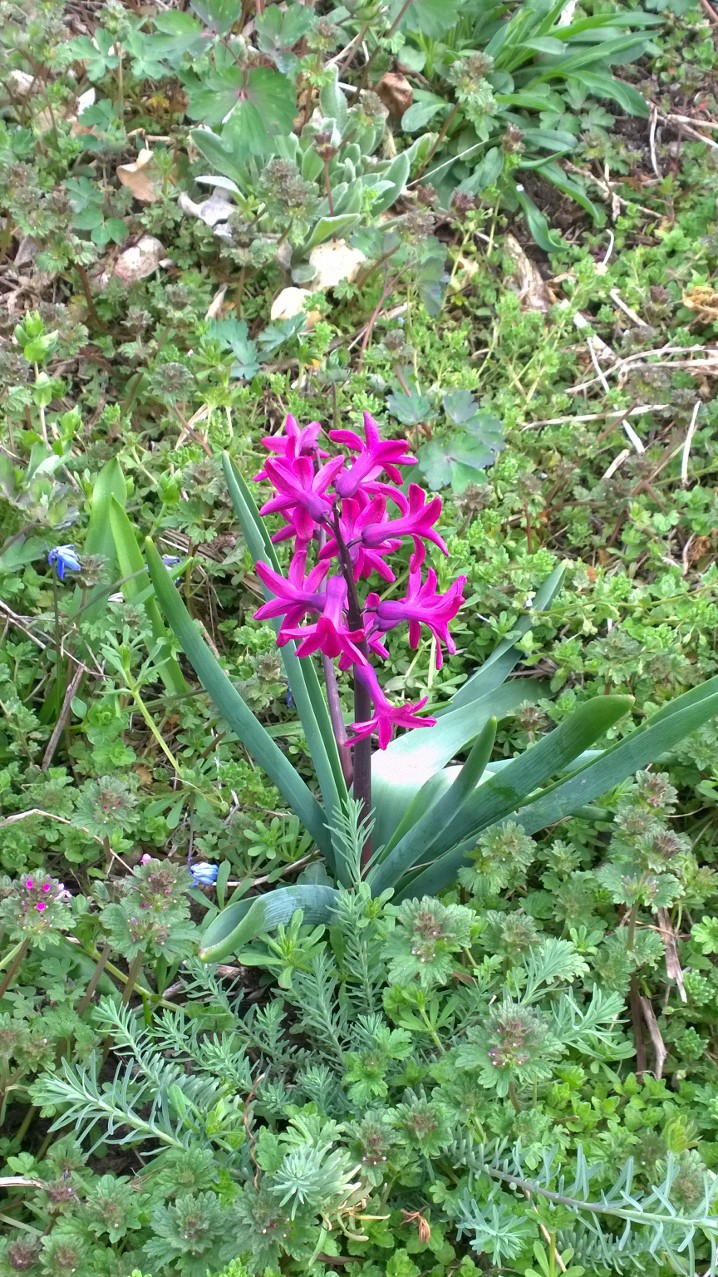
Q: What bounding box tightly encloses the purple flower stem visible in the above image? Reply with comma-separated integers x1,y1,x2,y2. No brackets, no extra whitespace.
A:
330,510,374,871
322,653,354,787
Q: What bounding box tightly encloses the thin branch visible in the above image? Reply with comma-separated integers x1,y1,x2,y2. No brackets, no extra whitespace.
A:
41,662,84,770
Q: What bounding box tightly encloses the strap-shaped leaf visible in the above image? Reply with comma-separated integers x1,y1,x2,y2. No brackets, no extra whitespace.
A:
108,498,186,695
517,684,718,839
222,454,349,879
199,884,339,961
401,683,718,900
439,564,565,714
369,718,497,893
371,680,544,850
394,694,632,900
146,538,332,858
76,457,127,624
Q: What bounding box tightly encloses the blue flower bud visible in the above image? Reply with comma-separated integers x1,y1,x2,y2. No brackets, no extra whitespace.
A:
189,861,219,886
47,545,82,581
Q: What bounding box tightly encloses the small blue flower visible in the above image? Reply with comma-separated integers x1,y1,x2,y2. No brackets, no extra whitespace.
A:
162,555,181,567
47,545,82,582
189,861,219,887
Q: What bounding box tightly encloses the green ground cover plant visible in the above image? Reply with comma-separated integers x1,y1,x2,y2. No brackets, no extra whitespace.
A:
3,0,718,1273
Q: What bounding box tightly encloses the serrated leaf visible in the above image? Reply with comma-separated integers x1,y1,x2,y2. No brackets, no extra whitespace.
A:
207,318,259,380
190,0,242,36
256,3,316,72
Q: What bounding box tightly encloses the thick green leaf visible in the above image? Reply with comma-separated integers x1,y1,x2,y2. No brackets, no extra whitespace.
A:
75,457,127,623
146,537,332,858
199,885,339,961
190,127,248,188
402,97,446,133
530,160,602,221
515,188,563,252
108,499,186,695
221,454,349,879
302,214,362,253
319,67,349,134
528,36,651,81
370,719,497,893
388,0,462,38
578,71,649,116
190,0,241,37
516,684,718,838
371,152,410,214
439,564,565,715
395,695,632,899
371,680,545,850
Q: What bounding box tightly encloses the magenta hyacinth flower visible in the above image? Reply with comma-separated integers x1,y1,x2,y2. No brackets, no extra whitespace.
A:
252,410,465,751
255,414,328,480
331,411,417,499
280,575,367,665
349,663,436,750
360,484,448,569
366,570,467,669
260,454,345,542
254,557,330,630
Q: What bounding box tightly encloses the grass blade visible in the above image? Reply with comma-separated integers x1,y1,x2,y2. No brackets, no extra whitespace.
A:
369,718,497,893
394,695,632,899
108,498,186,695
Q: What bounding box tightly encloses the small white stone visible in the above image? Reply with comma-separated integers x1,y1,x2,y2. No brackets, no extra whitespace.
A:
308,240,366,291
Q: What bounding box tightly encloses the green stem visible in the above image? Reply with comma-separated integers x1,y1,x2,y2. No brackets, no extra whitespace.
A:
417,101,461,176
419,1007,444,1051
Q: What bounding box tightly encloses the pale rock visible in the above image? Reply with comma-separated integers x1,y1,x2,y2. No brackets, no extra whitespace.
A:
9,70,35,96
178,190,234,227
112,236,166,285
270,287,320,327
308,241,366,291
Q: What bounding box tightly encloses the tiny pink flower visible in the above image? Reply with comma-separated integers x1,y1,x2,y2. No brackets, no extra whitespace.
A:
140,853,153,865
26,879,33,889
36,901,46,912
42,883,51,892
